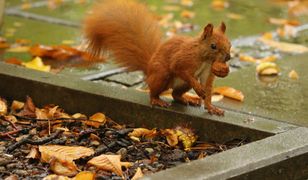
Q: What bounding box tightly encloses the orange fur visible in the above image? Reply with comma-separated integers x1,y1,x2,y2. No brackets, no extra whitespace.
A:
84,0,231,116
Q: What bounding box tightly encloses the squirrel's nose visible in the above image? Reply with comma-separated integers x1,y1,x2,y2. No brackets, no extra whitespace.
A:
225,54,231,61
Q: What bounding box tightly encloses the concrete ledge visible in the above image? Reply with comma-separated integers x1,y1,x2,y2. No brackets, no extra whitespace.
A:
0,62,297,142
144,127,308,180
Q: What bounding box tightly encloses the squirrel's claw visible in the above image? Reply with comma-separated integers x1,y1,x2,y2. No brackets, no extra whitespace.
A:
207,105,224,116
150,98,170,108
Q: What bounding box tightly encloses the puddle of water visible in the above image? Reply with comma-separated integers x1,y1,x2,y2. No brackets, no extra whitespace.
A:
215,53,308,127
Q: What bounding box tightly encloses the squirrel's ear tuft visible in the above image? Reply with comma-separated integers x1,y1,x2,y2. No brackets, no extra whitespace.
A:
202,23,214,40
220,22,226,33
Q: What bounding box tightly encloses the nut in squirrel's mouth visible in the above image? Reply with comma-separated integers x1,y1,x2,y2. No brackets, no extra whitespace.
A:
212,61,229,78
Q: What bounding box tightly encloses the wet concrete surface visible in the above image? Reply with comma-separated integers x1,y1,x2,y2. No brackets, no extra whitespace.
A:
1,0,308,128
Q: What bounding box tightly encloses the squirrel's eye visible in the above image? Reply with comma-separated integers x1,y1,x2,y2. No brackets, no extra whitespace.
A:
211,44,217,50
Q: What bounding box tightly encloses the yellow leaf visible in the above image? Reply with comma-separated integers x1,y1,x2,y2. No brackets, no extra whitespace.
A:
268,17,300,26
227,13,244,20
74,171,95,180
131,168,143,180
22,57,51,72
181,0,193,7
181,10,195,19
72,113,87,119
211,0,229,10
256,62,279,76
7,46,30,53
259,55,277,63
175,126,197,150
62,40,76,45
21,2,32,10
259,38,308,53
288,70,299,80
213,87,244,102
87,155,124,177
239,54,257,63
84,113,106,128
161,129,178,147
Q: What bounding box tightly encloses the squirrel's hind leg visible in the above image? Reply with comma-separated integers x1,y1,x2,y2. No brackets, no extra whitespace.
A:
147,71,171,107
172,84,202,106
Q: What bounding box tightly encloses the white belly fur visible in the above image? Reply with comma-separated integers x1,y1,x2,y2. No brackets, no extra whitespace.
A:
172,61,211,89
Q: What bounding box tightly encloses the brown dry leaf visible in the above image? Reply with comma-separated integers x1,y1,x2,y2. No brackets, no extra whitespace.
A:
43,174,71,180
0,38,10,49
5,58,23,66
0,98,8,115
259,38,308,53
128,128,157,140
288,70,299,80
29,44,104,62
87,155,124,177
175,126,197,150
268,17,300,26
288,1,308,16
50,158,78,177
72,113,87,119
39,145,94,163
84,113,106,128
259,55,277,63
239,54,277,63
26,147,40,159
213,87,244,102
74,171,95,180
16,39,31,45
131,167,143,180
35,108,48,119
16,96,36,117
161,129,179,147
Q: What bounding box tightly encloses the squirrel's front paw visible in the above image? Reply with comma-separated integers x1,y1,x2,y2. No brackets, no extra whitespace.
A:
207,105,224,116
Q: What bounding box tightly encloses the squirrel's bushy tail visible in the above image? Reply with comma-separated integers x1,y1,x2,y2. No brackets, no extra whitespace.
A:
84,0,162,73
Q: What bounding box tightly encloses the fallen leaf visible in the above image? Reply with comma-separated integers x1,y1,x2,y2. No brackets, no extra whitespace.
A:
16,96,36,118
227,13,244,20
22,57,51,72
268,17,300,26
87,155,124,177
239,54,257,63
162,5,180,11
84,113,106,128
259,38,308,53
50,158,78,177
39,145,94,176
26,147,40,159
74,171,95,180
21,2,32,10
213,87,244,101
288,70,299,79
43,174,71,180
128,128,157,140
5,58,23,65
161,129,179,147
181,0,194,7
0,38,10,49
131,167,143,180
39,145,94,163
175,126,197,150
181,10,195,19
0,98,8,115
211,94,224,102
7,46,30,53
211,0,229,10
256,62,280,76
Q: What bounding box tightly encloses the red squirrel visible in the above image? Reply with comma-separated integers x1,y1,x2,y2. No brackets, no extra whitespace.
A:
84,0,231,116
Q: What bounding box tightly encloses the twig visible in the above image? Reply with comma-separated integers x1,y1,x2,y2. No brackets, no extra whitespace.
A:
0,115,18,130
0,126,35,138
14,115,100,122
6,129,64,153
